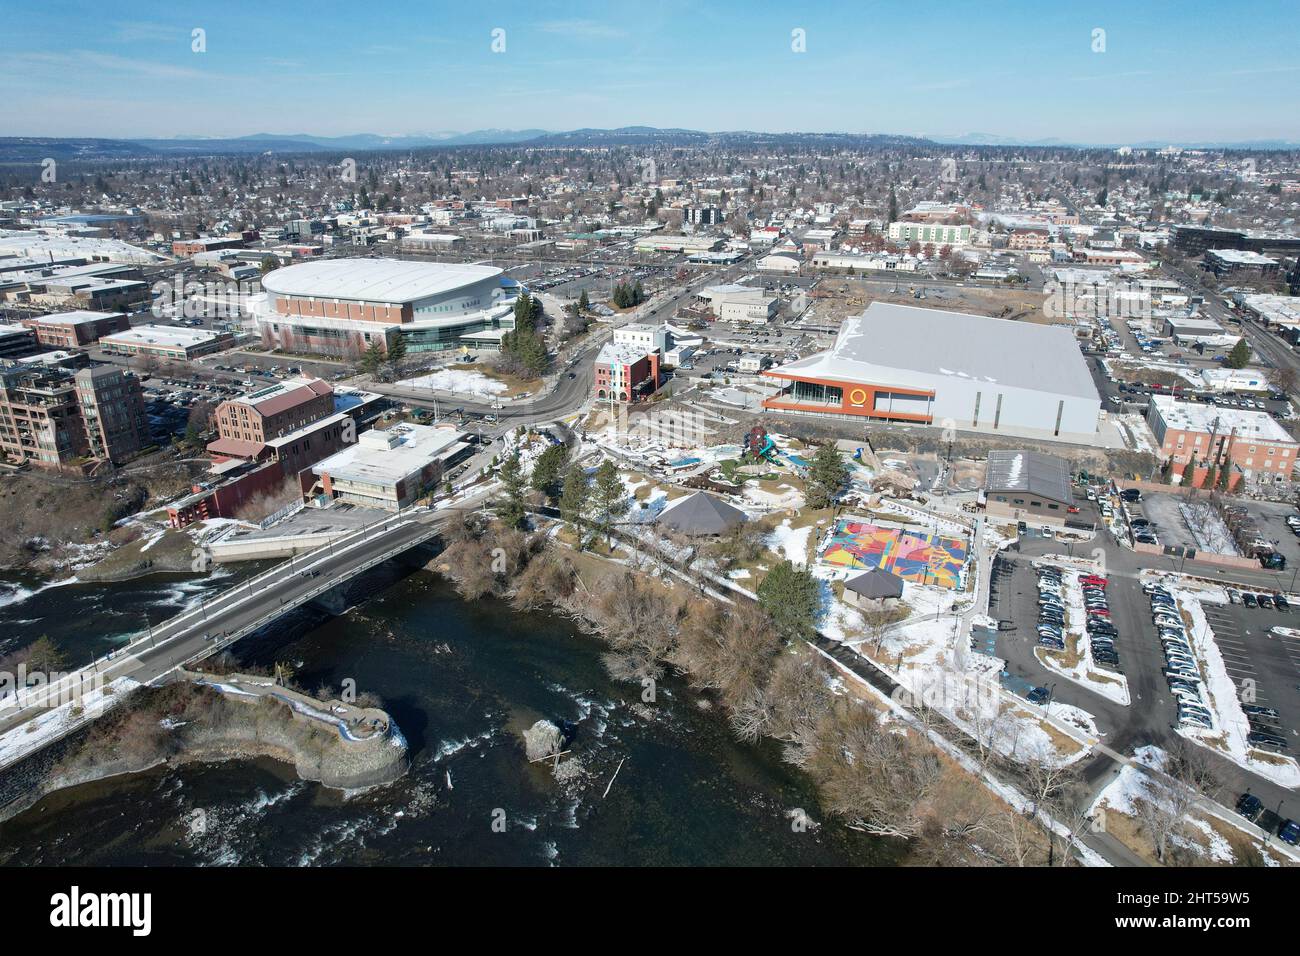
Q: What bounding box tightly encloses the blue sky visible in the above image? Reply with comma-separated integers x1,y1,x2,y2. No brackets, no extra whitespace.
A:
2,0,1298,142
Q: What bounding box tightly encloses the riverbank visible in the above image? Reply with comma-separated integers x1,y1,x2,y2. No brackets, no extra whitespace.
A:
0,675,408,824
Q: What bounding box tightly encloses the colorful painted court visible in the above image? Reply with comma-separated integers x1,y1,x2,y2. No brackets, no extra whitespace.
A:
821,519,969,589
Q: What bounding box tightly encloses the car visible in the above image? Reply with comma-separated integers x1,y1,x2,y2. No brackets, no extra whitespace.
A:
1081,574,1108,586
1243,593,1259,608
1243,704,1280,720
1276,594,1291,611
1026,687,1051,705
1236,793,1264,820
1248,731,1288,750
1259,594,1275,609
1279,820,1300,846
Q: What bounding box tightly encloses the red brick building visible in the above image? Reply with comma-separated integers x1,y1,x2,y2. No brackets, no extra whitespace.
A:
593,342,661,404
21,311,130,348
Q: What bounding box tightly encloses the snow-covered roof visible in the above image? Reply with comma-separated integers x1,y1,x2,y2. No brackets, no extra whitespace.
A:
262,257,502,304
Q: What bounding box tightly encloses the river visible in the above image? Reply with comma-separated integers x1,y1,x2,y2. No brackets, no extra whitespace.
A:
0,566,897,866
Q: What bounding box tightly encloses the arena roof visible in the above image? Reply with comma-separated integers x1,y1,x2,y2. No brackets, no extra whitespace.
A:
766,302,1098,401
261,258,503,305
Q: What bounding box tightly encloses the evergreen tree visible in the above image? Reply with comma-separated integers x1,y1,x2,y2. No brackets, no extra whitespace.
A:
385,334,407,367
806,443,849,509
361,341,385,376
1226,338,1252,369
591,460,629,546
530,443,568,501
578,288,590,312
496,449,527,528
559,463,590,546
757,561,820,640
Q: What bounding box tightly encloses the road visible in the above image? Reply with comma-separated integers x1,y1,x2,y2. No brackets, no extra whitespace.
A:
0,498,491,771
996,528,1300,845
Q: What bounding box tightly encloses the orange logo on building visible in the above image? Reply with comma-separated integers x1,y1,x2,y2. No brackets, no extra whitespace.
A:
848,388,868,406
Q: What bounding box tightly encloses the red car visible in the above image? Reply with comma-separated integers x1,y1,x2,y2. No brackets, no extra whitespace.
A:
1067,505,1081,514
1081,575,1108,586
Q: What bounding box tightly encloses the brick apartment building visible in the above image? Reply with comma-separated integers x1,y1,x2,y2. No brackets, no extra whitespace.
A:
0,361,147,469
1147,395,1297,491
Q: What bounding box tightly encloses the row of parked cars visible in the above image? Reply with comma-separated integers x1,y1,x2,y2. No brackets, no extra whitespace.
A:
1035,566,1069,651
1036,567,1121,670
1078,572,1121,670
1144,582,1213,731
1235,793,1300,845
1226,588,1291,611
1242,703,1290,754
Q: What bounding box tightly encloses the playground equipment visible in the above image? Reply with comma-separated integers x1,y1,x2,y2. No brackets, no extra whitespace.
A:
745,425,779,462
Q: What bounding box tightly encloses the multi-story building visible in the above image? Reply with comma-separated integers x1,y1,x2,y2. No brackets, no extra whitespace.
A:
256,258,518,356
1146,395,1297,491
1204,249,1280,279
74,365,148,462
593,341,662,405
99,324,234,362
303,424,471,511
21,310,131,349
0,361,147,469
211,378,336,448
0,364,86,467
887,221,971,247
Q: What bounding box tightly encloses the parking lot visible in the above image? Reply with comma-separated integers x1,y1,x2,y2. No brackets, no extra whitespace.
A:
1198,596,1300,752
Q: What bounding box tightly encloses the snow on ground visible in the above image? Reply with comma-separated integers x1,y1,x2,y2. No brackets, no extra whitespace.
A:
1177,500,1239,556
1172,583,1300,787
1033,562,1131,706
767,518,812,566
1115,413,1158,455
0,677,139,765
742,482,804,511
397,369,508,401
1089,745,1236,864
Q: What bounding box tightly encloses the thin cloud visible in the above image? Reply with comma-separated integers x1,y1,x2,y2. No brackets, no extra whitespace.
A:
111,21,181,43
537,19,628,40
16,50,214,81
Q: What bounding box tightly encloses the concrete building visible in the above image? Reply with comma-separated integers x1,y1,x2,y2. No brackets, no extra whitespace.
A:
21,310,130,349
633,235,723,254
983,449,1075,524
304,423,471,511
0,324,40,359
256,258,518,356
810,252,918,273
763,303,1100,444
716,289,778,325
99,324,234,361
1164,315,1226,344
612,322,669,355
887,221,971,247
1147,394,1297,491
1204,248,1280,279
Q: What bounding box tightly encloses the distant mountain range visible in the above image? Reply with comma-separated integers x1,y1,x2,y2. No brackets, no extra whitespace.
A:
1,127,1296,162
932,132,1300,150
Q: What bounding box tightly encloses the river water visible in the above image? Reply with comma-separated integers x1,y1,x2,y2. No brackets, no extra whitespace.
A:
0,566,897,866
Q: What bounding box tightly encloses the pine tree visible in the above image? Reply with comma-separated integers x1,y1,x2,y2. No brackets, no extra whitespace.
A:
385,334,407,368
496,449,527,528
530,443,568,501
559,463,590,547
361,341,385,376
1226,338,1251,369
757,561,820,640
591,460,629,547
806,443,848,509
578,288,590,312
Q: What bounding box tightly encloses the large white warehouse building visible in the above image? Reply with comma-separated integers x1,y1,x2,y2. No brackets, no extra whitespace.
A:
256,258,521,357
763,302,1101,444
